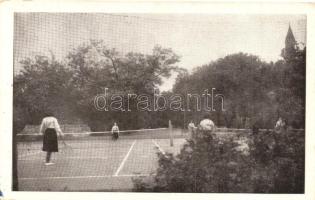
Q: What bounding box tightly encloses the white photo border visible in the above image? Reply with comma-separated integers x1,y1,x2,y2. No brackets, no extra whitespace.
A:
0,1,315,200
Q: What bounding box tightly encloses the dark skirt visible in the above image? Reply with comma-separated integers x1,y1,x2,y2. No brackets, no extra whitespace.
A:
42,128,58,152
112,132,119,140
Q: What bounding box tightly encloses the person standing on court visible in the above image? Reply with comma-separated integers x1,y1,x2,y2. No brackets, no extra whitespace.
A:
111,122,120,140
188,120,196,139
273,117,287,156
39,112,63,165
275,117,286,134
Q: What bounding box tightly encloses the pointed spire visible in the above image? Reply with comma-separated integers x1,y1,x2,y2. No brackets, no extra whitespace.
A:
281,24,298,59
285,24,296,50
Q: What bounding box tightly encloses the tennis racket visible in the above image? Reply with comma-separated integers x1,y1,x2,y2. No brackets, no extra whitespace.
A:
59,135,74,153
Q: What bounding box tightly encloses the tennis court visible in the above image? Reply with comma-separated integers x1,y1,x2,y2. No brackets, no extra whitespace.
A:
17,128,187,191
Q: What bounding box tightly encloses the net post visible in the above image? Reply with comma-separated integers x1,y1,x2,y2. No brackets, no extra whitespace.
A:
169,120,174,147
12,131,19,190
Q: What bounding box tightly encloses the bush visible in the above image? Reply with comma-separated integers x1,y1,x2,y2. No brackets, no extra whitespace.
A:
133,128,305,193
133,130,253,192
248,128,304,193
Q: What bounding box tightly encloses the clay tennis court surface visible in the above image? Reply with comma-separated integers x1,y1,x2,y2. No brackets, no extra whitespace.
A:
18,136,187,191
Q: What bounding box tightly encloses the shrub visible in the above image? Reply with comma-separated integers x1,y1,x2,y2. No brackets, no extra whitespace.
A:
133,128,305,193
248,128,304,193
133,130,253,192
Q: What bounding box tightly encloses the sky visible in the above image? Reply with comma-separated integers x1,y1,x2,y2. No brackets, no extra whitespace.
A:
14,13,306,91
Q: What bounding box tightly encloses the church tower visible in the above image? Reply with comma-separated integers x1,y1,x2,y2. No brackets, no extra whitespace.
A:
285,25,297,50
282,25,297,59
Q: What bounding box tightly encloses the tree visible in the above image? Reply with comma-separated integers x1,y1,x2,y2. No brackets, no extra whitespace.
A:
14,55,73,126
66,40,181,130
14,41,182,131
278,44,306,128
278,26,306,128
173,53,276,128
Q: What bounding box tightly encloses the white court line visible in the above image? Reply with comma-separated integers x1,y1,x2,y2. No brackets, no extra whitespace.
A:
20,173,153,181
113,140,136,176
19,156,115,161
152,140,165,155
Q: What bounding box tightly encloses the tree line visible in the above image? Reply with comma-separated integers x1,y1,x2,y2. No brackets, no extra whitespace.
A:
13,37,305,134
14,40,181,133
170,43,305,129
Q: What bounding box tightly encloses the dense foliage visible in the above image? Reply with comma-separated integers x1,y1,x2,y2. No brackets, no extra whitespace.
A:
133,128,304,193
13,41,181,131
13,34,305,131
171,44,305,129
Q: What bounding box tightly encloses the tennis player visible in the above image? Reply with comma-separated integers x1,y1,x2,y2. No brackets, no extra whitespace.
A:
39,112,63,165
111,122,119,140
188,121,196,139
275,117,286,134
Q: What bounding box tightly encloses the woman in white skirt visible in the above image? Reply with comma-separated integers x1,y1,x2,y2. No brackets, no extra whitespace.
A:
39,112,63,165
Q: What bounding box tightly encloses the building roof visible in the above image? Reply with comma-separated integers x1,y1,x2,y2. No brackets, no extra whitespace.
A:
285,25,296,48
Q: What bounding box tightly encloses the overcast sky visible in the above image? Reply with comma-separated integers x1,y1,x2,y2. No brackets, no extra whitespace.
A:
14,13,306,91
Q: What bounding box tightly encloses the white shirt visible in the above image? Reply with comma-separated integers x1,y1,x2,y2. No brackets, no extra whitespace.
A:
275,119,285,133
39,116,62,134
188,122,196,131
199,119,215,131
275,120,285,129
111,125,119,134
